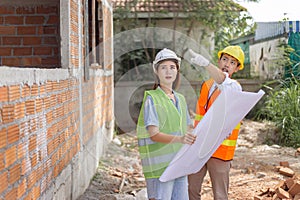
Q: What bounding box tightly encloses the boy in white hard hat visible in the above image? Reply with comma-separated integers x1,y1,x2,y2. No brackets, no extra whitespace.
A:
188,46,245,200
136,48,196,200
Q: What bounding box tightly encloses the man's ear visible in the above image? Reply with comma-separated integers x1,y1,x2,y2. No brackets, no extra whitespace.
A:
235,65,240,72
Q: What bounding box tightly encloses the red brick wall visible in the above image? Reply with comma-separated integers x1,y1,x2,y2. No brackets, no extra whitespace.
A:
0,5,60,68
0,0,114,199
0,79,81,199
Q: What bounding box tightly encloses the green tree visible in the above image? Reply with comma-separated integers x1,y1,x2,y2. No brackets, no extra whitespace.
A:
113,0,258,79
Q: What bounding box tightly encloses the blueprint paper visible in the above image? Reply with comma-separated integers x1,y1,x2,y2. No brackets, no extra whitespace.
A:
159,88,265,182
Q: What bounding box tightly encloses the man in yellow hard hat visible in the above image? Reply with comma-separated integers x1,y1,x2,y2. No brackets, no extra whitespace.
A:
187,46,245,200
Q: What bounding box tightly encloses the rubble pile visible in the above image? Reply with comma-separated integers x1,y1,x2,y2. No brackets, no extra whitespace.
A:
254,148,300,200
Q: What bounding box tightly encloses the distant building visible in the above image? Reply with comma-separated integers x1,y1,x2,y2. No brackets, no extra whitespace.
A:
231,21,300,80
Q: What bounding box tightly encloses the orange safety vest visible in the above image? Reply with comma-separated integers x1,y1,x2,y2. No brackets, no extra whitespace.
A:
194,79,240,161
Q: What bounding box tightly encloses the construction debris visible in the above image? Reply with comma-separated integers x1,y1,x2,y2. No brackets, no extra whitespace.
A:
255,161,300,199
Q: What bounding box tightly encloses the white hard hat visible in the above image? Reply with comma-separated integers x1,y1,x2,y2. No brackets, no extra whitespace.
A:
153,48,181,72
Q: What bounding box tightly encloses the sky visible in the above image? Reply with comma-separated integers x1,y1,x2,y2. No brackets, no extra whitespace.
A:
234,0,300,22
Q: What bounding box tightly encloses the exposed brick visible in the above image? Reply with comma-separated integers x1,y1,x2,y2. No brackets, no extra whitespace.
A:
14,102,25,119
0,26,15,35
40,85,47,96
17,178,27,199
51,81,59,91
30,153,38,168
16,7,35,14
23,37,42,46
2,57,22,66
5,16,24,25
31,185,41,200
36,165,44,181
0,6,15,14
25,100,35,115
0,127,7,148
0,86,9,102
45,82,53,93
43,36,58,45
19,121,29,138
13,47,32,56
47,140,55,155
34,47,52,55
0,47,11,56
37,6,58,14
7,124,19,144
9,163,21,184
53,136,60,153
21,158,31,176
29,135,37,153
29,117,38,132
0,171,8,193
43,26,58,34
17,26,36,35
41,59,59,67
8,85,20,102
35,98,43,113
2,104,14,123
27,170,37,189
47,15,59,24
47,123,56,140
31,84,39,96
17,143,27,160
0,152,4,171
5,187,17,200
44,97,52,112
5,145,17,167
2,37,22,45
25,16,45,24
24,57,43,66
53,164,60,178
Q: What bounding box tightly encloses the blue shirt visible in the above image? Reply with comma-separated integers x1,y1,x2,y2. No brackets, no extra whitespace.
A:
144,88,192,128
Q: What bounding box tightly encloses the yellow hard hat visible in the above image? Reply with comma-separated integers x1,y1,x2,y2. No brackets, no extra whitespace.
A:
218,45,245,70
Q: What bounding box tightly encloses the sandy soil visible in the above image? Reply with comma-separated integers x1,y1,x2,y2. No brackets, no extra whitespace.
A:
77,119,300,200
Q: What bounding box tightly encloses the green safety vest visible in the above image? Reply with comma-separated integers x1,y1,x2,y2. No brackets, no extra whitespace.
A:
137,89,188,179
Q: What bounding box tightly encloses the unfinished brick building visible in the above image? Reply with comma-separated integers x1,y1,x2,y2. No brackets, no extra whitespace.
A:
0,0,114,199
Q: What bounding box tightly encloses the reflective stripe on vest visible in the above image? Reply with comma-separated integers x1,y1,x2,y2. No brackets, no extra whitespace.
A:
194,114,203,121
195,79,241,161
136,89,188,178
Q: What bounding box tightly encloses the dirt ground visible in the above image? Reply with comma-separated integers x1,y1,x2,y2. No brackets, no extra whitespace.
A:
77,119,300,200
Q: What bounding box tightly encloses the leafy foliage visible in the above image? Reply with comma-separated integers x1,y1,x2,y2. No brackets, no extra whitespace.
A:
257,76,300,148
113,0,257,76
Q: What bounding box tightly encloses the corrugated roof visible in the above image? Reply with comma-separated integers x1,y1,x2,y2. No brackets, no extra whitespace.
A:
255,21,300,41
112,0,245,13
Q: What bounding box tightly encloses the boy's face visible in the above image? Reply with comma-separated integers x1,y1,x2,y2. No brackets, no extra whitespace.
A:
218,53,240,77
